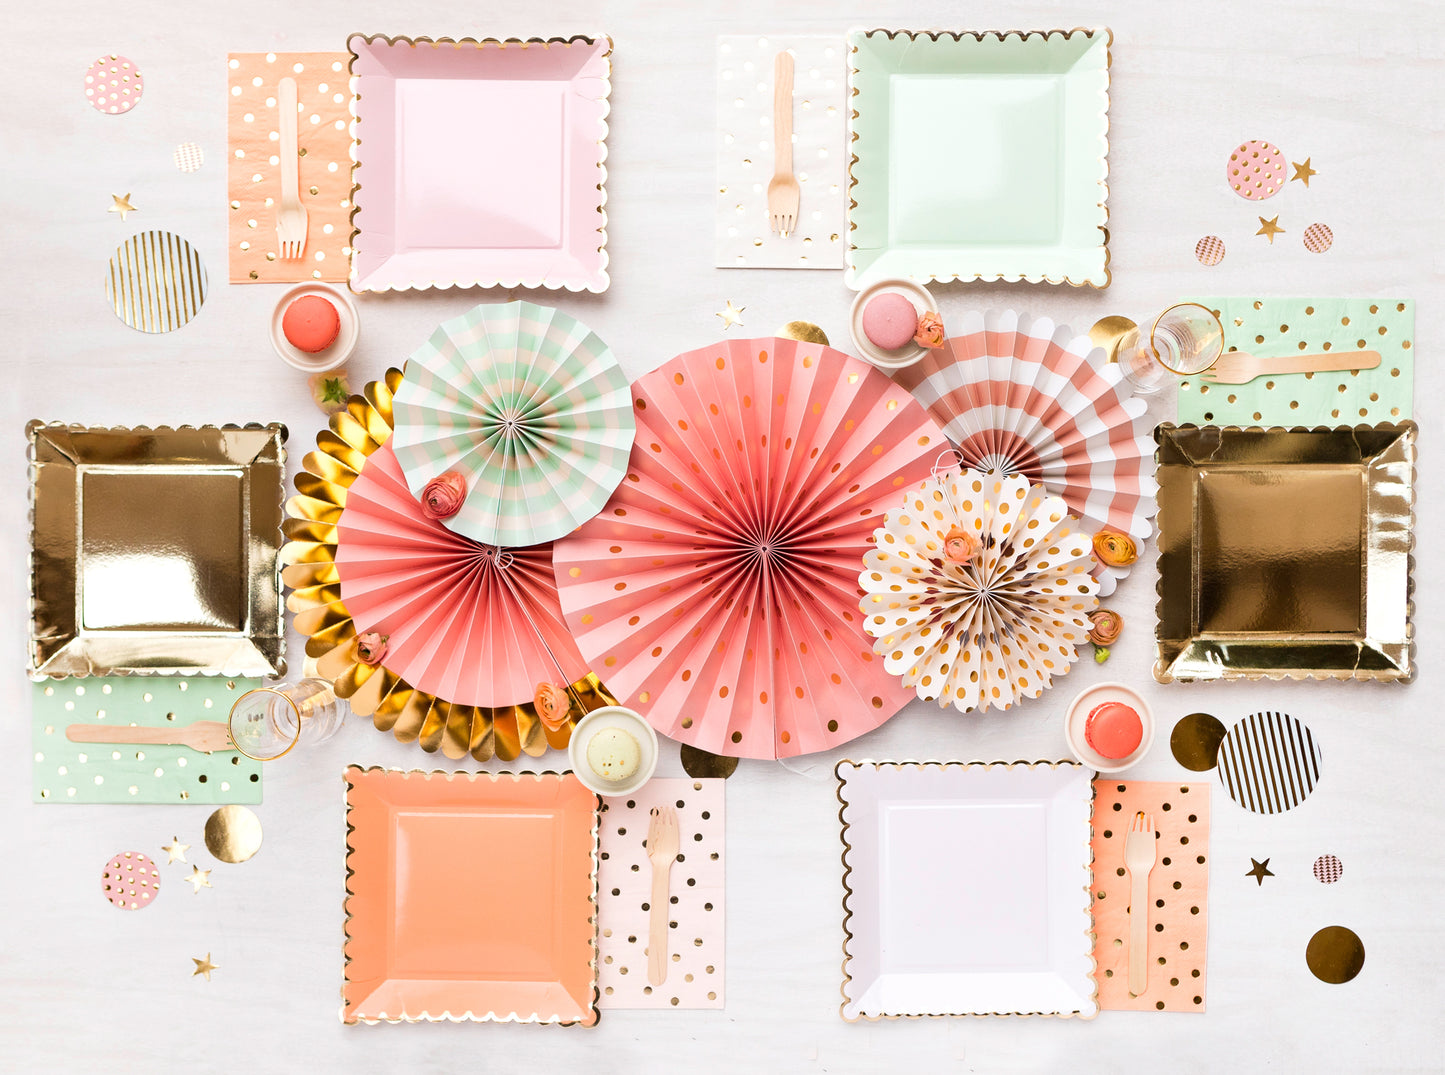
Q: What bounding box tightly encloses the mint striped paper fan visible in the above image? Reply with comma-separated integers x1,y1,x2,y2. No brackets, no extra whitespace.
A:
392,301,635,547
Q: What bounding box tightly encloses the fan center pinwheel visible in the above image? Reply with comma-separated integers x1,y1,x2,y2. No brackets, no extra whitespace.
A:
861,470,1099,713
553,336,948,759
391,300,635,547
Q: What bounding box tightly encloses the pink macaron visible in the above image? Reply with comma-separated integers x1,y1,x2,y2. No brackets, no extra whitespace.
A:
861,292,919,351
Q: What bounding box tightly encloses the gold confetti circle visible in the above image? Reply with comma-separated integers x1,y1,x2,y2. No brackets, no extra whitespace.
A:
1306,926,1365,984
204,805,264,863
778,320,829,345
1194,235,1225,266
1303,222,1334,253
1170,712,1227,771
105,231,209,333
679,743,740,780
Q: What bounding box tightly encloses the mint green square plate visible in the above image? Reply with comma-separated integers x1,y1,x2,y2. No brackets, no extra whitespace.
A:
845,29,1111,289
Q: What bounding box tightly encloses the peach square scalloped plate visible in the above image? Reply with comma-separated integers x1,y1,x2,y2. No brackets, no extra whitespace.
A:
343,767,600,1025
347,34,611,294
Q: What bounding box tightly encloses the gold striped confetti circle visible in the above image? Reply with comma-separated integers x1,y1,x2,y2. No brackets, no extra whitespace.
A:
1216,710,1322,815
105,230,209,333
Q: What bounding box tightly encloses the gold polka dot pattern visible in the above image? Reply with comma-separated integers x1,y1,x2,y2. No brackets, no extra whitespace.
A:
861,471,1097,713
227,52,352,283
553,337,945,759
1178,297,1413,426
1091,781,1210,1011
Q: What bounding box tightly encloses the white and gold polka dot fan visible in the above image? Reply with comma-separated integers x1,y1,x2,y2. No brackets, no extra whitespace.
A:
860,468,1099,714
553,335,947,759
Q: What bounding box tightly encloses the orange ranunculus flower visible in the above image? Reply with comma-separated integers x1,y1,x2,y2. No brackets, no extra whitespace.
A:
534,682,573,731
1091,529,1138,568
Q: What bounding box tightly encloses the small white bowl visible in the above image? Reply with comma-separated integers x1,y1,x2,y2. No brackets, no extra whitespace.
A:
848,278,939,370
568,706,659,797
269,283,359,372
1064,681,1155,774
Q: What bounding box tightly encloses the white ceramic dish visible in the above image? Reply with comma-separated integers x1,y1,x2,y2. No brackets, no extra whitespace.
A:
847,278,938,369
1063,681,1155,773
269,283,358,372
837,759,1097,1019
568,705,659,797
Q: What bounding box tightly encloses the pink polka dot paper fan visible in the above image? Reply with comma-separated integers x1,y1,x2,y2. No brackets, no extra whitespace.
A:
553,336,947,760
103,852,160,909
1227,139,1286,200
85,55,143,114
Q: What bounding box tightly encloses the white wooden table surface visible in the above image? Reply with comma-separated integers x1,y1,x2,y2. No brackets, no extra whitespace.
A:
5,1,1443,1071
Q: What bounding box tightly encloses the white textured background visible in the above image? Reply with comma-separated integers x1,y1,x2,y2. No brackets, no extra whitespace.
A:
4,1,1443,1071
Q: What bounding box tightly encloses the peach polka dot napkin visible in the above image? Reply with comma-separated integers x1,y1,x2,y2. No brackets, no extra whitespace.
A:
226,52,352,283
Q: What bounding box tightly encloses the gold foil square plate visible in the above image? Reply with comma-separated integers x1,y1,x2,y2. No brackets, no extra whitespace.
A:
28,423,288,678
1154,423,1415,683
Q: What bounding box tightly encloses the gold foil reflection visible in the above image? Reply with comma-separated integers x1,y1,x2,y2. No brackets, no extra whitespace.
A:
204,804,264,863
1153,423,1416,683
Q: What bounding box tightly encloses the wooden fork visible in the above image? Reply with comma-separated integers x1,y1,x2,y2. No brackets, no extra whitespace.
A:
275,76,309,260
766,51,800,237
1195,348,1380,386
646,805,680,986
1124,811,1157,996
67,721,235,753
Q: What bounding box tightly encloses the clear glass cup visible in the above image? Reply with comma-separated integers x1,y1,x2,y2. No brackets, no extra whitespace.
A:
1118,303,1225,394
227,678,348,761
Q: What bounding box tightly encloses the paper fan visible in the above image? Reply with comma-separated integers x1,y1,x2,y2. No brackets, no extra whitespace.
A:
861,470,1099,713
891,309,1156,595
552,336,948,760
391,300,635,547
281,367,619,764
332,441,591,707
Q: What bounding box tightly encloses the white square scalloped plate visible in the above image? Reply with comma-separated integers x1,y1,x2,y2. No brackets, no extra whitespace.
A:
838,761,1097,1019
845,29,1111,289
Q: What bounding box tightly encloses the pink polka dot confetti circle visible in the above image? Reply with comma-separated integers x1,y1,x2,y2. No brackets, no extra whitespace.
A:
85,55,143,115
1313,853,1344,884
174,142,204,173
1303,222,1333,253
1226,139,1286,200
102,852,161,909
1195,235,1226,266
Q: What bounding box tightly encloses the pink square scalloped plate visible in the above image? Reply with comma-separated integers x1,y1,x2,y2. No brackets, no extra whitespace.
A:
347,34,611,294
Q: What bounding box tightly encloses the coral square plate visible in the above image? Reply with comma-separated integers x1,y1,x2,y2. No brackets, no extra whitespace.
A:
343,768,601,1025
1154,423,1416,683
845,29,1111,289
348,33,611,294
27,422,286,679
836,760,1097,1019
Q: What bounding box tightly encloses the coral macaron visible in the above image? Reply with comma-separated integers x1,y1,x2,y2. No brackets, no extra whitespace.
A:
1084,701,1144,760
281,295,341,354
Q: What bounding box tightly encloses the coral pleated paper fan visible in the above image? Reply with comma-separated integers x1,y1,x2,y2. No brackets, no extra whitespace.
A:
861,471,1099,713
391,301,635,547
333,442,591,708
891,309,1156,594
552,336,947,759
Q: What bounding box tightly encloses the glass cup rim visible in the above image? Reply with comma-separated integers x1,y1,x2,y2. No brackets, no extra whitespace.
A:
227,686,304,762
1148,302,1225,375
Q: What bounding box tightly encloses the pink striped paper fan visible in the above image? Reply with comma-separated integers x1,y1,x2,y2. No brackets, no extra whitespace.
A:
552,336,948,759
891,309,1157,596
334,442,589,707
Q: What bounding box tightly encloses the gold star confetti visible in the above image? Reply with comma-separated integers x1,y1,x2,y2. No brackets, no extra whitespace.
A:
185,866,213,893
715,300,745,330
191,953,218,980
107,193,137,220
1246,857,1275,886
1291,158,1317,186
162,837,190,864
1256,216,1285,243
